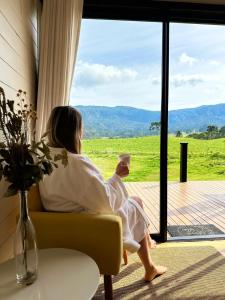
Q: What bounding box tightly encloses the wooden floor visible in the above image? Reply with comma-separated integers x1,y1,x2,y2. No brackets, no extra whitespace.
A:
125,181,225,236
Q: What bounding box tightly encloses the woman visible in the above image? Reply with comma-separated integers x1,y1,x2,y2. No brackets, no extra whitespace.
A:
39,106,167,281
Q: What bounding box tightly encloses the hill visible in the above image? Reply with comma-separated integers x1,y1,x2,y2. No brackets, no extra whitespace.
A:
75,103,225,138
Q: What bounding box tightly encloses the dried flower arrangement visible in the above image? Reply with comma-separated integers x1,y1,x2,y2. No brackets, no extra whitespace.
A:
0,87,67,196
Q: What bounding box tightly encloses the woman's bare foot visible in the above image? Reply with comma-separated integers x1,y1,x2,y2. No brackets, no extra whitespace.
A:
144,265,167,282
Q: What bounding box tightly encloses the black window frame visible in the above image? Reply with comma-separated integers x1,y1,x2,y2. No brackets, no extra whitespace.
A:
83,0,225,24
82,0,225,242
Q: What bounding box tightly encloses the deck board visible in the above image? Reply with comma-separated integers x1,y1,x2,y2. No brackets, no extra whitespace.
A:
125,181,225,236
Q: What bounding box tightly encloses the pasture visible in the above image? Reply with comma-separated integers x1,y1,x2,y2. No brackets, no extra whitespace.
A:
82,136,225,182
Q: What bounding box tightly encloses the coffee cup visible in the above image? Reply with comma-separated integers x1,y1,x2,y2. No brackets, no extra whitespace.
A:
118,154,131,167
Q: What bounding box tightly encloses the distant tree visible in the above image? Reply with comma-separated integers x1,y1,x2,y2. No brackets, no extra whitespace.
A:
149,121,161,135
207,125,219,139
197,132,208,140
187,124,225,140
187,133,199,139
187,132,202,139
219,126,225,137
176,130,182,137
207,125,218,133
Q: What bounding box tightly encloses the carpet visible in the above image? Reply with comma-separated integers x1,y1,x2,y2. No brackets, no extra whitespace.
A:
167,224,224,237
93,246,225,299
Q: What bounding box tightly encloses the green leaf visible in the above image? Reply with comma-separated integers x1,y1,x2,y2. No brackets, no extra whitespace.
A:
26,152,34,164
0,142,6,149
53,162,58,168
0,149,10,162
4,184,18,197
42,161,53,174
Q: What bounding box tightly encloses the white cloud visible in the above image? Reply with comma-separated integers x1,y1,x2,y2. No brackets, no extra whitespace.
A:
152,74,205,87
209,60,221,66
152,76,161,85
70,73,162,110
171,74,205,87
179,53,198,66
74,61,138,87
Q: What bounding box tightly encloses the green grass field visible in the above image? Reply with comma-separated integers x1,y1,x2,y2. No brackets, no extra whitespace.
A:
82,136,225,182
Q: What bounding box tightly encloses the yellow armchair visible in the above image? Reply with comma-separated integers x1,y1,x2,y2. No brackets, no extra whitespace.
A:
28,185,123,299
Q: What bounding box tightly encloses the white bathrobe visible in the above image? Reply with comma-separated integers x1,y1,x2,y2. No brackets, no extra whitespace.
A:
39,148,150,253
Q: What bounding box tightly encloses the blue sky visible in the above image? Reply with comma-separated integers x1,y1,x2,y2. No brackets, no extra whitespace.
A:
70,20,225,110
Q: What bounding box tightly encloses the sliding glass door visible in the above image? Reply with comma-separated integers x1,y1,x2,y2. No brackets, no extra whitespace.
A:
168,23,225,239
72,15,225,241
71,19,164,237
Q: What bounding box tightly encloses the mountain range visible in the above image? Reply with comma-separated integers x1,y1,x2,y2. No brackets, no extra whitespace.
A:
75,103,225,138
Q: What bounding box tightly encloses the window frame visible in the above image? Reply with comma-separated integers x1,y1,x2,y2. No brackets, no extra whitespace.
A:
82,0,225,242
83,0,225,24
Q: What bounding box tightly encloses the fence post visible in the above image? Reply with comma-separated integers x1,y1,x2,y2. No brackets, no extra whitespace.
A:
180,143,188,182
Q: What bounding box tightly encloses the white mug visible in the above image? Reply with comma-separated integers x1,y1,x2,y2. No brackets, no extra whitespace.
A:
118,154,131,167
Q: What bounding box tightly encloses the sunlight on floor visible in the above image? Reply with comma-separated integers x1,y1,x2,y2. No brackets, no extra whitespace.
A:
158,240,225,256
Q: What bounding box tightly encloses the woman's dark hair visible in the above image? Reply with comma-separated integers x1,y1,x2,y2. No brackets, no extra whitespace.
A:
46,106,82,154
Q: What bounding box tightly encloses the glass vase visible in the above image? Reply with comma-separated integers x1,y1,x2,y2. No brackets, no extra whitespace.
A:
14,190,38,285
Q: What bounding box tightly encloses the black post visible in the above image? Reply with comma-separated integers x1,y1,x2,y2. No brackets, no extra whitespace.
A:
160,21,169,242
180,143,188,182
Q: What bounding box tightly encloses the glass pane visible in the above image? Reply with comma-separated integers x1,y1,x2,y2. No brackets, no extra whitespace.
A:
168,23,225,238
71,20,162,234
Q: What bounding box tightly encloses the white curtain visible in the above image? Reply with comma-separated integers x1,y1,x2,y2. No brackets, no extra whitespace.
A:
36,0,83,140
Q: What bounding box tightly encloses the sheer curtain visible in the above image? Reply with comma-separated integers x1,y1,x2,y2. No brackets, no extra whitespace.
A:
36,0,83,140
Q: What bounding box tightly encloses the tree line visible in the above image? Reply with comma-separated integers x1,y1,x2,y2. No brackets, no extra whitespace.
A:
149,122,225,140
187,125,225,140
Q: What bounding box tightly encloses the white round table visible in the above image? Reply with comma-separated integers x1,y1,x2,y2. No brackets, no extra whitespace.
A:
0,248,100,300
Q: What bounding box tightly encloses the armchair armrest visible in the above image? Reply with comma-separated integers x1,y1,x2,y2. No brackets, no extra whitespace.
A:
30,212,122,275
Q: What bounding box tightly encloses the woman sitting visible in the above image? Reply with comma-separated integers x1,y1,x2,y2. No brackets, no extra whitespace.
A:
39,106,167,281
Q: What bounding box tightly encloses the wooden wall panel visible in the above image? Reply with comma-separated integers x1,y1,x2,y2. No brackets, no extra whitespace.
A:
0,208,19,247
0,35,26,78
0,0,38,103
0,195,19,224
0,0,40,263
0,235,14,264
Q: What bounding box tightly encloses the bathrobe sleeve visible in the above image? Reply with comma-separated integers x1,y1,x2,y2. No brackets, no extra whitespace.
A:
76,156,129,214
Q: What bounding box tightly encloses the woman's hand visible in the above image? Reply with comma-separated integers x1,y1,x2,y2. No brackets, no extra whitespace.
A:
115,161,129,178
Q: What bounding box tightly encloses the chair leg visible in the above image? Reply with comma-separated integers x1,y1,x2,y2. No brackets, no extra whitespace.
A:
104,275,113,300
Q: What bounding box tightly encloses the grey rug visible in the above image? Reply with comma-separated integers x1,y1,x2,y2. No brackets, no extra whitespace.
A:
167,224,224,237
93,246,225,299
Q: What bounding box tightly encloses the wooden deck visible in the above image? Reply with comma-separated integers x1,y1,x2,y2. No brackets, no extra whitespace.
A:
125,181,225,236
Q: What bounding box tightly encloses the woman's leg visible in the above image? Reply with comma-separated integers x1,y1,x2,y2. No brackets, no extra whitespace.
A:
131,196,167,280
138,234,167,281
131,196,157,249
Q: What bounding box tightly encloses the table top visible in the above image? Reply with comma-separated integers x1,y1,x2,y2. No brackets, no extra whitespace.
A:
0,248,100,300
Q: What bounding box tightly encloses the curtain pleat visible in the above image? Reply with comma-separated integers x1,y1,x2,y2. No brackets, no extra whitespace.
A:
36,0,83,140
